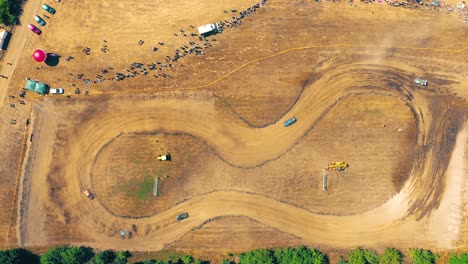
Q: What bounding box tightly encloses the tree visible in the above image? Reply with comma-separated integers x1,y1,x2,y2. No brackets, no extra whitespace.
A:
222,260,234,264
61,247,86,264
40,246,87,264
89,250,116,264
137,260,156,264
295,246,327,264
0,249,20,264
239,249,275,264
182,255,194,264
274,248,295,264
112,251,130,264
0,0,19,25
41,246,65,264
274,246,327,264
348,248,378,264
449,253,468,264
379,248,402,264
408,249,437,264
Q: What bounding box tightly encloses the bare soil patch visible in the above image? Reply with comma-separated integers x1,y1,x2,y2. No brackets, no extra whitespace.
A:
87,93,416,220
93,133,210,217
166,216,304,252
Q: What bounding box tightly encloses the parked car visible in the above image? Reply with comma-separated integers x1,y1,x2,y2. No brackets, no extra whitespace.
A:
414,78,428,86
28,24,42,35
42,4,56,14
83,190,94,200
283,117,297,127
34,15,46,26
49,88,64,94
176,212,189,221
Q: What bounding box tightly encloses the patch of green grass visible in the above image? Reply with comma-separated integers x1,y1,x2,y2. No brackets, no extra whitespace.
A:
114,171,154,210
137,172,153,201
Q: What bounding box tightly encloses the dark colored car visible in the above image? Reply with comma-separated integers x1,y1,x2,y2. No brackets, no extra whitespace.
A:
28,24,42,35
42,4,56,14
176,212,189,221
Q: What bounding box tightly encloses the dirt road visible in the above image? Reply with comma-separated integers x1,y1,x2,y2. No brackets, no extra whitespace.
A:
0,0,41,104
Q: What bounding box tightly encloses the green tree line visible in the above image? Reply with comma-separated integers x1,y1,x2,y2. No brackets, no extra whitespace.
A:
0,245,466,264
0,0,23,25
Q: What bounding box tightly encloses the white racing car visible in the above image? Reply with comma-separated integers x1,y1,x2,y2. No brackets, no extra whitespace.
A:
49,88,64,94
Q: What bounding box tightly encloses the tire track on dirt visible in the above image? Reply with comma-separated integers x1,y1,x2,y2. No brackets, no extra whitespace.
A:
62,64,424,245
22,61,465,250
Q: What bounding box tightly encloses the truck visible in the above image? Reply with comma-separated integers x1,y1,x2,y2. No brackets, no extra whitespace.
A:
83,190,95,200
197,23,219,37
25,78,50,95
283,117,297,127
414,78,428,86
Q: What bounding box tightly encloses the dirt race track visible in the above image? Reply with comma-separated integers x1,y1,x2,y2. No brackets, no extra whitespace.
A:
0,0,467,256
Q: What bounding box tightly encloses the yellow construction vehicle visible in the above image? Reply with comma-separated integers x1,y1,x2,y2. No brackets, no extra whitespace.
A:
326,162,348,171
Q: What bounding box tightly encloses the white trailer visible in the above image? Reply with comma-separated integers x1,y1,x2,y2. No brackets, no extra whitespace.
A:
157,153,171,161
198,23,219,36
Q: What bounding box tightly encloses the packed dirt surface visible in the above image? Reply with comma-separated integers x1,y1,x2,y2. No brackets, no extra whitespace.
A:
0,0,466,256
91,94,416,218
166,216,304,252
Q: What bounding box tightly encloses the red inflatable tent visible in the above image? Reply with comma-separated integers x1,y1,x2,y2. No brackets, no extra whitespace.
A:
32,49,47,63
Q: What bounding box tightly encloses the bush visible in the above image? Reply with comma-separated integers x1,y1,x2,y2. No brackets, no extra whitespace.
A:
449,253,468,264
379,248,402,264
348,248,378,264
408,249,437,264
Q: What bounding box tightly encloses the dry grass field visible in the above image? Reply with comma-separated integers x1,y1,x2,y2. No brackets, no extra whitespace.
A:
0,0,466,260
